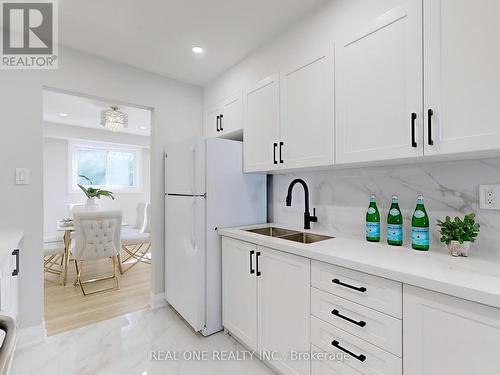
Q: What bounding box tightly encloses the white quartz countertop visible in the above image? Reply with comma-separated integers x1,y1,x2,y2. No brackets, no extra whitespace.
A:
219,223,500,309
0,230,23,259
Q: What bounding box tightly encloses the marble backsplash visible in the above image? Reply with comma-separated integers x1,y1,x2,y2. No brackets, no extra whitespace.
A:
270,158,500,260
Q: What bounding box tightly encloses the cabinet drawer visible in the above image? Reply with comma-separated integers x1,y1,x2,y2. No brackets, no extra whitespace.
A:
311,345,361,375
311,288,402,357
311,317,402,375
311,261,402,318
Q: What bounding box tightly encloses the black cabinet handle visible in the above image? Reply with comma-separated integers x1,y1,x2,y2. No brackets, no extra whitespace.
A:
273,143,278,164
216,115,220,132
219,114,223,131
249,250,255,274
256,251,261,276
331,340,366,362
427,109,434,145
332,278,367,293
332,309,366,327
279,142,284,164
411,112,417,148
12,249,19,276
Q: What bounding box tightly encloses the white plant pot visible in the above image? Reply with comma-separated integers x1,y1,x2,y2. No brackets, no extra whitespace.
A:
447,240,471,257
85,198,98,211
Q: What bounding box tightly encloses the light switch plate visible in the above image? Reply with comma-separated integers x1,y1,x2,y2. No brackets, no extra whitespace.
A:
479,185,500,210
15,168,30,185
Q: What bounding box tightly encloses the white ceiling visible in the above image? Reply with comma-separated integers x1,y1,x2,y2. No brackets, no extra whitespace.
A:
59,0,328,85
43,90,152,136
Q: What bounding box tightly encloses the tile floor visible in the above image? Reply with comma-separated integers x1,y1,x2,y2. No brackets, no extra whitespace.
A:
11,306,275,375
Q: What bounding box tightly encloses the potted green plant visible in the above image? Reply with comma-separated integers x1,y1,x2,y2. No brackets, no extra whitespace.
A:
77,175,115,209
437,214,480,257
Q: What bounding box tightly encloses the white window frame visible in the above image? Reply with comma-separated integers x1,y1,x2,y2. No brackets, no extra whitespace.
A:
69,141,142,193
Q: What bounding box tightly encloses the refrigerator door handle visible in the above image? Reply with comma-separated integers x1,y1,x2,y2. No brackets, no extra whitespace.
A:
191,197,197,249
191,145,196,195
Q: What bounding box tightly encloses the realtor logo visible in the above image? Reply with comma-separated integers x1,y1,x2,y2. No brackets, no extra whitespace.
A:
1,0,58,69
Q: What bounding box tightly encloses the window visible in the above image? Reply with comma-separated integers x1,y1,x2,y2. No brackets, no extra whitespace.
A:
70,142,141,192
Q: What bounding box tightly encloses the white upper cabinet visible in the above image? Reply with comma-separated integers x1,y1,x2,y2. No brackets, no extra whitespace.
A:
204,92,243,139
423,0,500,156
335,0,423,164
280,49,334,169
244,74,281,172
220,92,243,135
403,285,500,375
204,105,221,139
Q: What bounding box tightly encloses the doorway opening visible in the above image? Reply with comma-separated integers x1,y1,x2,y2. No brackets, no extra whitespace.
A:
42,88,153,335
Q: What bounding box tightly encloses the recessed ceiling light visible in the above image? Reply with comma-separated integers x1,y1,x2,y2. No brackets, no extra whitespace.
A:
192,46,204,54
59,113,68,117
139,126,148,130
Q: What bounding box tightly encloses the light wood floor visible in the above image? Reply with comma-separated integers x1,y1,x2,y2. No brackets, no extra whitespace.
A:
44,257,151,336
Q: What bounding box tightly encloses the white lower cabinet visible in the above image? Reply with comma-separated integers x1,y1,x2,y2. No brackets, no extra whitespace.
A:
403,285,500,375
221,238,258,350
222,238,311,375
312,317,402,375
311,288,402,357
258,246,311,375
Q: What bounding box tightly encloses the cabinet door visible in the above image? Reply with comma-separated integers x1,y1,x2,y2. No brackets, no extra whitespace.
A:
221,92,243,135
243,74,280,172
403,285,500,375
257,246,311,375
335,0,423,164
204,105,221,138
424,0,500,155
221,237,258,350
280,48,334,169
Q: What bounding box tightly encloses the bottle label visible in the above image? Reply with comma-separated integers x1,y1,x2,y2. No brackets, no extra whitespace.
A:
387,224,403,242
367,207,376,214
366,222,380,238
412,227,429,246
389,208,400,216
414,210,425,219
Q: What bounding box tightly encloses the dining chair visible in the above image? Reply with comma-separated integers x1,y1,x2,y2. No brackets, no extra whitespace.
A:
72,210,122,296
43,236,67,285
119,202,151,274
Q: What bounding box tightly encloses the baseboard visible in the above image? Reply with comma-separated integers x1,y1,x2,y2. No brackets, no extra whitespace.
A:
150,292,168,309
16,321,47,350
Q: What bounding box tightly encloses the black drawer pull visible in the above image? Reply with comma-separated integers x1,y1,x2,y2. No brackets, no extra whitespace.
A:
332,278,367,293
427,109,434,145
256,251,261,276
279,141,284,164
216,115,220,132
12,249,19,276
219,114,224,131
332,309,366,327
273,143,278,164
411,112,417,148
249,250,255,274
332,340,366,362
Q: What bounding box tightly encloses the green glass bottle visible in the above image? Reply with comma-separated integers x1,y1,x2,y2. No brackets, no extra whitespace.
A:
387,195,403,246
411,195,430,250
366,194,380,242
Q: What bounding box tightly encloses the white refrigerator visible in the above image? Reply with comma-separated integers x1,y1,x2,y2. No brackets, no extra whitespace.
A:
164,137,266,336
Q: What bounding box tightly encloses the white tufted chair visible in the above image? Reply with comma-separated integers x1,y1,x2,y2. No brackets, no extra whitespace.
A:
72,210,122,295
119,202,151,274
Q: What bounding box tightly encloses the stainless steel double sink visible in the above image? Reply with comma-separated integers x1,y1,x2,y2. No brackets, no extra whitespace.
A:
245,226,333,244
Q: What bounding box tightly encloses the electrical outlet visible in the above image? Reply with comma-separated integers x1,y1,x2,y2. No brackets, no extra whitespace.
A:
479,185,500,209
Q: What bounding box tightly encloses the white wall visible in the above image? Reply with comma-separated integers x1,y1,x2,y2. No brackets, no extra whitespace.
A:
0,46,202,333
43,135,150,239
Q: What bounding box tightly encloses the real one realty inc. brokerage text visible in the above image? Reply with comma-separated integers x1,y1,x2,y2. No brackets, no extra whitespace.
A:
150,350,349,362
